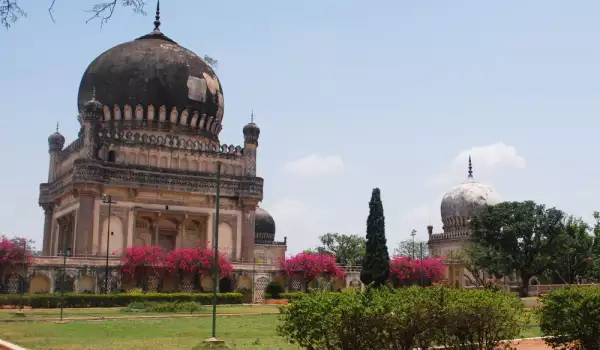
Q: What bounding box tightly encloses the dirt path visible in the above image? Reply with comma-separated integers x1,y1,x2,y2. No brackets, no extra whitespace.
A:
510,338,551,349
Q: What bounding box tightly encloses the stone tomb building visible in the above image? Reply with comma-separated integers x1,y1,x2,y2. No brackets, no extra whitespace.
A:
30,12,290,301
427,157,501,288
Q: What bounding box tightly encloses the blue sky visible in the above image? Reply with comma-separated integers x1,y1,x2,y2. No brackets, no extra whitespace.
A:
1,0,599,253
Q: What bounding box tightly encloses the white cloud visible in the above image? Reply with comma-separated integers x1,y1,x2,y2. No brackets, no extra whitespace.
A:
430,142,526,185
284,154,345,179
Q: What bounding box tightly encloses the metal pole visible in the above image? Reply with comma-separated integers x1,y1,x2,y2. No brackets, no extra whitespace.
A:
60,224,68,321
252,257,256,304
18,239,26,311
105,196,112,294
410,229,416,259
211,160,221,339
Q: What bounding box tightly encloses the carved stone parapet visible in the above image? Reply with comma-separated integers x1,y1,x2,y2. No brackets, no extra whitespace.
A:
96,127,243,160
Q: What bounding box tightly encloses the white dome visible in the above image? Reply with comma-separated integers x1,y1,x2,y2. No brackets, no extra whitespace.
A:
440,178,500,221
439,156,501,227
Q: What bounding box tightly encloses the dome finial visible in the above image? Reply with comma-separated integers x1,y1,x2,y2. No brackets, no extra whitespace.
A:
153,0,161,32
91,86,97,101
251,110,254,123
468,155,473,178
56,122,59,132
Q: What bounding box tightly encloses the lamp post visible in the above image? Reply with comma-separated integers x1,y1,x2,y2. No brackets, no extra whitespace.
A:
419,242,424,286
410,229,417,259
101,194,117,294
210,160,222,340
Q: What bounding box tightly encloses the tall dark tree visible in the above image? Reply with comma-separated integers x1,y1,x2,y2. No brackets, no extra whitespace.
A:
470,200,565,297
360,188,390,287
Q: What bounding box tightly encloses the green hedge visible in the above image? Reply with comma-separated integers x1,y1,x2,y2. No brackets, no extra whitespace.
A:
265,292,341,301
0,292,243,309
537,286,600,349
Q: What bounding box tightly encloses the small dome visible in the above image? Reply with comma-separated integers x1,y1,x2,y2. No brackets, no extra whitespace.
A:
243,112,260,144
83,89,103,113
255,207,275,244
48,131,65,150
440,157,501,225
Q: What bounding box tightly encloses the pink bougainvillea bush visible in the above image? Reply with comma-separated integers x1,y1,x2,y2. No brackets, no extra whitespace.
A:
0,236,33,276
166,246,233,278
278,252,345,282
389,256,445,287
121,245,166,283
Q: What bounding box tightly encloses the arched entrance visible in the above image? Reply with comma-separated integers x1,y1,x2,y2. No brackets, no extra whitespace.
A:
219,277,233,293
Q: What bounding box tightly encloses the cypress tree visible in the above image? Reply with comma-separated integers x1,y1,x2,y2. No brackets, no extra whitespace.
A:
360,188,390,287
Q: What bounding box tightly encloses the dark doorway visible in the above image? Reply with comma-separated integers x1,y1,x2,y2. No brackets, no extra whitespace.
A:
219,277,233,293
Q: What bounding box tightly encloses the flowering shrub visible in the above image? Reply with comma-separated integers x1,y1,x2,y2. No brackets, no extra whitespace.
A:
279,252,345,282
389,256,445,286
0,236,33,276
166,246,233,277
121,245,166,282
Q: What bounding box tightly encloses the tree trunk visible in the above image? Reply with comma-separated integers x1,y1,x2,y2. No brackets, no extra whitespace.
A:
520,272,530,297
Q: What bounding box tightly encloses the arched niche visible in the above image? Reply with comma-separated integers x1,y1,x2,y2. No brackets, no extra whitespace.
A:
183,220,205,248
217,222,233,258
134,217,152,246
156,217,178,250
78,275,95,293
101,216,124,255
237,276,252,290
29,274,51,294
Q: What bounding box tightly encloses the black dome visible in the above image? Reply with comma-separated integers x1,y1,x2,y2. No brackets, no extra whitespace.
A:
77,31,224,129
255,207,276,244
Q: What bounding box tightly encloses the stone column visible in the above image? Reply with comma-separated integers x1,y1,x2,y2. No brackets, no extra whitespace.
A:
76,190,96,255
127,208,135,248
240,201,257,263
41,204,54,256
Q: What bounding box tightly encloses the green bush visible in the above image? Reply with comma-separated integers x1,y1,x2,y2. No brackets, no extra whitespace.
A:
0,292,242,309
537,286,600,349
277,287,525,350
265,279,285,299
441,288,525,350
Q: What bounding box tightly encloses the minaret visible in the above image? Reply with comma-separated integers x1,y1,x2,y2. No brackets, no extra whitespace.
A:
82,86,103,159
241,111,261,262
47,122,65,182
242,111,260,176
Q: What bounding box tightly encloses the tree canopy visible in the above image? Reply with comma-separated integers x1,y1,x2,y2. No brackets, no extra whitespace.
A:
470,200,566,296
315,233,365,266
394,239,429,259
1,0,146,28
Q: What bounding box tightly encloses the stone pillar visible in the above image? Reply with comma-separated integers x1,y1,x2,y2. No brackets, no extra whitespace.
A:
127,208,135,248
76,190,96,255
240,201,257,263
41,204,54,256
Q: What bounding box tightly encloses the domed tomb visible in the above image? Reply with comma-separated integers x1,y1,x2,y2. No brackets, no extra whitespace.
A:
255,207,276,244
440,156,500,230
77,18,224,140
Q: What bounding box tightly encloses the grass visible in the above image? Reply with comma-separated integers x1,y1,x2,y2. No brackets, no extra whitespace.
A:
0,307,543,349
0,315,298,350
0,305,280,320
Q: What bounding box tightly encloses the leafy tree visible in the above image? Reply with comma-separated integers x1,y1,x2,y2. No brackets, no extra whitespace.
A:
394,239,429,258
1,0,146,28
360,188,390,287
316,233,365,266
203,55,218,69
547,216,594,284
470,200,565,297
587,212,600,281
462,242,510,287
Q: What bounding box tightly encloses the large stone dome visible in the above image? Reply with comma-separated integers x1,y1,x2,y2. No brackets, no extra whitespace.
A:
440,157,501,229
77,16,224,139
254,207,276,244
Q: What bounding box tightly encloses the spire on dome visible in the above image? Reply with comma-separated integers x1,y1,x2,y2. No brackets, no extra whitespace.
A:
468,155,473,178
91,85,97,101
56,122,59,132
250,110,254,123
153,0,161,32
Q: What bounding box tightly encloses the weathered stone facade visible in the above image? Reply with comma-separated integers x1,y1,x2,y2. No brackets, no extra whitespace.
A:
29,10,292,302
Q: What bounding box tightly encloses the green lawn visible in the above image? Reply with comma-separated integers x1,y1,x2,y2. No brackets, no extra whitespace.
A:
0,307,543,349
0,305,280,320
0,315,298,350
